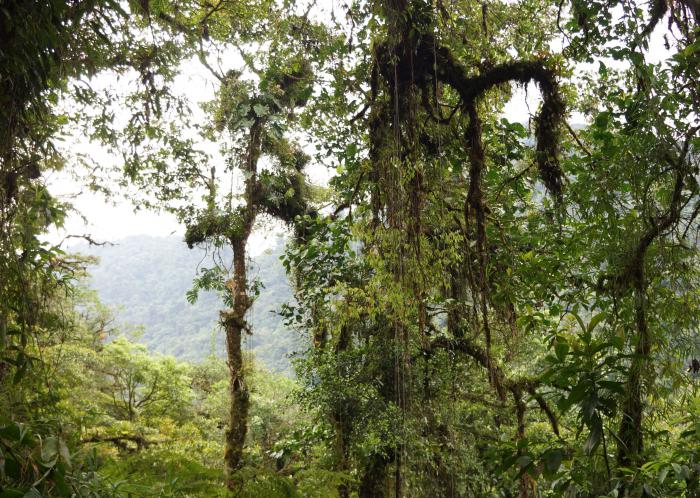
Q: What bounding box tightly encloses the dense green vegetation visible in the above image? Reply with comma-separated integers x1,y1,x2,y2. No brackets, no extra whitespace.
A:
0,283,309,497
2,0,700,496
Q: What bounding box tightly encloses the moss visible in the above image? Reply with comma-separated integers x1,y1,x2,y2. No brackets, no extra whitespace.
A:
184,208,248,248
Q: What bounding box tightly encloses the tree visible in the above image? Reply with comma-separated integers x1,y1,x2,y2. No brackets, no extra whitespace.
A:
183,57,316,488
65,1,326,487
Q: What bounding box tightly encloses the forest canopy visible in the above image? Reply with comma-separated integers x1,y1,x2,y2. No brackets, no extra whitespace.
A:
1,0,700,497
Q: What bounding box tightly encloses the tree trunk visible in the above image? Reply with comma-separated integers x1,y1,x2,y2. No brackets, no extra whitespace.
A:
223,236,252,490
616,279,650,468
221,117,260,489
336,324,353,498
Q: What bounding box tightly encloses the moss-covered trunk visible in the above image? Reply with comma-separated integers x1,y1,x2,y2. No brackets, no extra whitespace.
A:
222,120,260,490
222,237,252,489
616,280,650,468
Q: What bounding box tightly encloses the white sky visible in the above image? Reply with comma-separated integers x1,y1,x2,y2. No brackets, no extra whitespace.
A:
48,10,672,253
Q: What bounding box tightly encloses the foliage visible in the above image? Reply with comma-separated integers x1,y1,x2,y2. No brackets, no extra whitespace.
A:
3,0,700,495
0,282,312,497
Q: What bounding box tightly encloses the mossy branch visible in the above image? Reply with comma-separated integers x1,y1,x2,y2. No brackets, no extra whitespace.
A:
420,36,566,197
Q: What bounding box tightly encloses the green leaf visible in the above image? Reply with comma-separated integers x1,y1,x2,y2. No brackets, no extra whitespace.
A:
582,393,599,421
253,103,269,117
588,312,607,332
583,422,602,455
186,288,199,304
569,311,587,334
554,337,570,361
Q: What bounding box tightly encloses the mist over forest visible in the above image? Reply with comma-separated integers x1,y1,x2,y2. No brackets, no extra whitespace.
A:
75,235,297,371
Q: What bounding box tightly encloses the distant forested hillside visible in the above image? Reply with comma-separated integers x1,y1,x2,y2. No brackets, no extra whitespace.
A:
72,235,299,371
